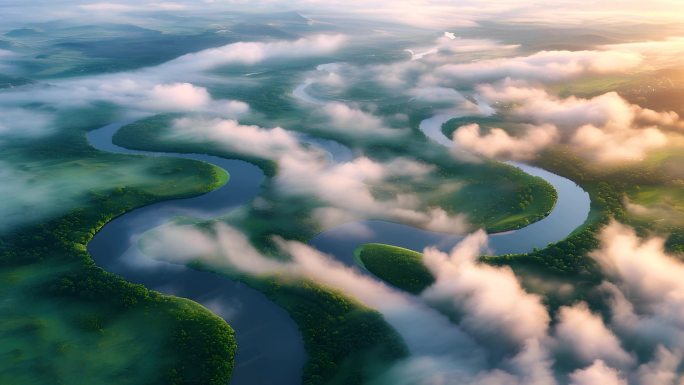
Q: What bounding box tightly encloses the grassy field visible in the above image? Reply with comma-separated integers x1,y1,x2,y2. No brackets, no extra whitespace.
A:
0,107,237,385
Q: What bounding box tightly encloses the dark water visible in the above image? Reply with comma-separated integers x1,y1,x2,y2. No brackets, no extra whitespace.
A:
86,121,306,385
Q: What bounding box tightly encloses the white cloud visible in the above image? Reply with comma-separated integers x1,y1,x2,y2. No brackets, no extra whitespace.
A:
593,222,684,352
319,102,407,138
405,36,519,61
160,34,347,73
410,86,470,104
0,78,248,118
275,154,468,232
421,230,550,345
141,82,250,114
568,360,627,385
409,87,485,118
451,84,679,163
0,108,54,138
593,222,684,312
139,222,218,262
0,35,346,119
165,116,468,233
293,66,409,138
142,221,487,371
140,218,684,384
428,50,642,84
211,0,684,28
79,2,137,11
0,49,15,67
169,117,305,159
570,123,667,163
601,37,684,69
141,222,562,385
146,82,211,110
506,338,557,385
421,208,471,234
634,346,682,385
555,302,634,368
452,123,558,161
477,85,680,132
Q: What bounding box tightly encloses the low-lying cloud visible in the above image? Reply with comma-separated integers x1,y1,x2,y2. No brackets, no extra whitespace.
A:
145,82,249,114
139,217,684,384
568,360,626,385
555,303,634,368
170,117,306,159
0,108,54,138
141,222,558,384
0,49,17,72
167,115,468,233
141,221,487,369
594,222,684,353
405,35,519,62
0,160,175,233
159,34,347,73
451,84,680,163
293,66,410,139
0,35,346,129
319,102,407,138
426,50,642,85
287,36,680,166
0,78,249,122
276,152,468,233
422,230,550,346
453,123,558,161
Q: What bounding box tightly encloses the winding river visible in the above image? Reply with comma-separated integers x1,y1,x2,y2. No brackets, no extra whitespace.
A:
298,75,591,266
86,78,591,384
311,117,591,265
87,122,306,385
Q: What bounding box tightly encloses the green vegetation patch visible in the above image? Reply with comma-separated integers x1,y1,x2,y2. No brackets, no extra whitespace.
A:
0,261,236,385
355,243,434,294
450,167,557,233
